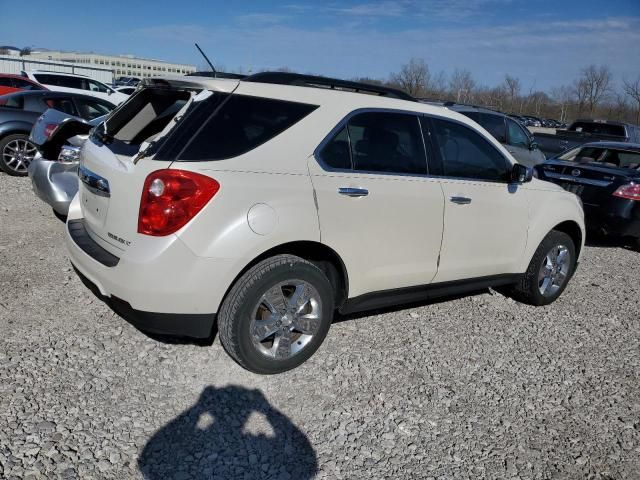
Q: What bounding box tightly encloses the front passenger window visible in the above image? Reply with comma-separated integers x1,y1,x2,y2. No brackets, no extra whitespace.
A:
430,117,509,182
506,118,530,148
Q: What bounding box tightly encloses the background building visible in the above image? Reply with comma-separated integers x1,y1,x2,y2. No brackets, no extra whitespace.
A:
27,50,196,79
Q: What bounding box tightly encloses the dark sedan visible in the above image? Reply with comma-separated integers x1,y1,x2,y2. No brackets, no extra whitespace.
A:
535,142,640,249
0,91,114,176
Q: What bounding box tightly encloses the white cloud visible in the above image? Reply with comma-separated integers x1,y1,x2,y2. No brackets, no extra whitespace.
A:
123,16,640,90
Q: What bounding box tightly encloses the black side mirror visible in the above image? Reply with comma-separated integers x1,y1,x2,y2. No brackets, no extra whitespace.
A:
529,140,539,151
511,163,533,183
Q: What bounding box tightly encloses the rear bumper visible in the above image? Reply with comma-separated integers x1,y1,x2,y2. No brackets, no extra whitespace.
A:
73,265,215,338
584,201,640,239
64,195,237,336
28,156,78,215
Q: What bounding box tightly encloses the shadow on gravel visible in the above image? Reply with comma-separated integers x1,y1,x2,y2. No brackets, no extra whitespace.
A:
138,385,317,480
584,233,638,252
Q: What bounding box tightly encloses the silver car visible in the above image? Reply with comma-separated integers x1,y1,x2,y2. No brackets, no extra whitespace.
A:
28,109,106,216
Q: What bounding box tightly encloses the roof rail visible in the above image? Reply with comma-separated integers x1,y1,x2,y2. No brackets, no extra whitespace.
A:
186,71,246,80
29,69,89,78
245,72,416,102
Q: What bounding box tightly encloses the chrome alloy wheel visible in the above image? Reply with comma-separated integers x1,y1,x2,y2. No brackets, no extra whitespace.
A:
2,138,37,174
250,280,322,360
538,244,571,297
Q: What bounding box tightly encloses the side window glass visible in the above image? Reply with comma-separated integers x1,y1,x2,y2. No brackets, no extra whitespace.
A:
430,117,509,182
319,127,351,170
0,78,13,87
75,98,113,120
506,118,529,147
45,97,78,116
480,114,507,143
88,80,109,93
179,95,317,161
347,112,427,175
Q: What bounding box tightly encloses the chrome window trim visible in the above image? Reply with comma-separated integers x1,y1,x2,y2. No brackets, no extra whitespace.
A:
313,108,515,184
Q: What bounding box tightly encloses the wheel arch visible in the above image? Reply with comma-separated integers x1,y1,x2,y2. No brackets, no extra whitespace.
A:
552,220,583,258
221,241,349,312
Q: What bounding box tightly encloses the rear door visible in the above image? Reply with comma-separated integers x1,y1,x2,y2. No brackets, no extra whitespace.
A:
425,115,529,282
309,110,445,297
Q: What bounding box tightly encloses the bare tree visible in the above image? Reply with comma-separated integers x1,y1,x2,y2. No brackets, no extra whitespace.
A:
449,69,475,103
550,86,574,122
623,76,640,124
389,58,431,97
575,65,612,114
503,75,521,112
19,47,31,57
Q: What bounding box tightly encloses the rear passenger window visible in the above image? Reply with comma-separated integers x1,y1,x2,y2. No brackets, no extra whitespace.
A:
45,97,77,116
352,112,428,174
180,95,317,161
429,117,509,182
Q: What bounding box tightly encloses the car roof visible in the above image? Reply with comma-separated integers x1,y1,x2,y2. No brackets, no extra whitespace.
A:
0,89,116,105
0,73,38,81
577,141,640,153
433,102,507,117
27,70,91,78
573,119,639,128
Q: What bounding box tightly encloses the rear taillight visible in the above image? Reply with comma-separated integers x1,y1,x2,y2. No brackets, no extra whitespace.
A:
138,169,220,236
44,123,58,139
613,184,640,201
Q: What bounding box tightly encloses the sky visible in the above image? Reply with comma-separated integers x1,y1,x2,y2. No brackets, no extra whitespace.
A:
2,0,639,92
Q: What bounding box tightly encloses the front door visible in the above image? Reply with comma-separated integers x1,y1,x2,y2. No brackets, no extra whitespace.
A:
309,110,445,298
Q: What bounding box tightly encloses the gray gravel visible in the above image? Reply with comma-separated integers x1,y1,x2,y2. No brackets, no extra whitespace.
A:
1,172,639,480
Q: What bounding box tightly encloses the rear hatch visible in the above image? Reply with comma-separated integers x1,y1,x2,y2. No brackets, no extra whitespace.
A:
76,76,239,256
538,160,636,206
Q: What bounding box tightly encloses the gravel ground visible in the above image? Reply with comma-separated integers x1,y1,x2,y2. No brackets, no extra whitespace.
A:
1,172,639,480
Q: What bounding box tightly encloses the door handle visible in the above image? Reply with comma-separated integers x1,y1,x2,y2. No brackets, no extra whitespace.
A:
338,187,369,197
450,196,472,205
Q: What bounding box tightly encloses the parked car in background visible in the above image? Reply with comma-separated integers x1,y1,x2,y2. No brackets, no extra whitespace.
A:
533,119,640,158
65,73,584,374
29,110,109,215
22,71,129,105
0,91,115,175
444,103,546,166
115,86,136,96
535,142,640,249
0,74,48,96
114,76,141,87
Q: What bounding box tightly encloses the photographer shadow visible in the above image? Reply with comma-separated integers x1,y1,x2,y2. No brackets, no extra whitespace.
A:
138,385,317,480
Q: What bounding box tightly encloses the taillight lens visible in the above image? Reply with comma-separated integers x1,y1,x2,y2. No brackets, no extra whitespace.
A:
44,123,58,139
613,184,640,201
138,169,220,236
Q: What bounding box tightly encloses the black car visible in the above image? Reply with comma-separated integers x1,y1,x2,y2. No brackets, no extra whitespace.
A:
535,142,640,249
0,91,115,176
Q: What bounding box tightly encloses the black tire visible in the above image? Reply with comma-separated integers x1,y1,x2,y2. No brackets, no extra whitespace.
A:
218,254,335,374
511,230,577,306
0,133,37,177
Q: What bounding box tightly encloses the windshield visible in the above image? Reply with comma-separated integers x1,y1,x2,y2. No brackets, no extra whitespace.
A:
558,146,640,168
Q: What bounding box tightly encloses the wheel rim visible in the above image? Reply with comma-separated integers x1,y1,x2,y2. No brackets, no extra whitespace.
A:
250,280,322,360
538,244,571,297
2,138,37,174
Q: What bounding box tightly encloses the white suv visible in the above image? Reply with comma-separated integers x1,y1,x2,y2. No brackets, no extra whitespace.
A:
23,71,129,105
65,73,585,373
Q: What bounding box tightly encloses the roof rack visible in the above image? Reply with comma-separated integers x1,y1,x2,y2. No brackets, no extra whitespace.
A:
245,72,416,102
186,71,246,80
